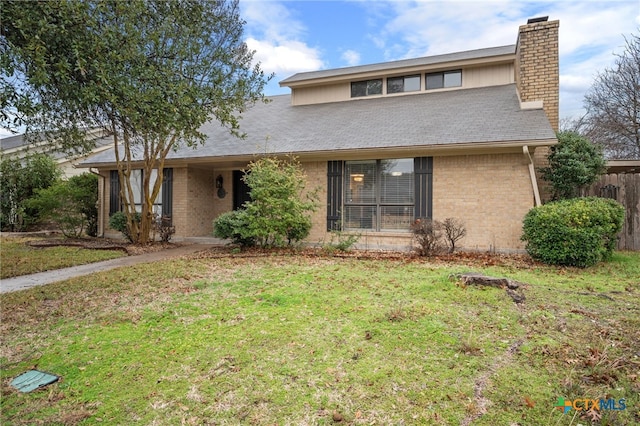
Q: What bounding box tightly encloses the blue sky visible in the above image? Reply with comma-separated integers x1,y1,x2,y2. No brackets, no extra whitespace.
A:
241,0,640,122
1,0,638,138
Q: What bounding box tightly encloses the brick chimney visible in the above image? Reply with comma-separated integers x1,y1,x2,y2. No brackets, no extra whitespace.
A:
515,17,559,131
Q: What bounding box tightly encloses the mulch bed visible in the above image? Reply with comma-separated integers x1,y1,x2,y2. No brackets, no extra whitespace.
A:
12,232,538,268
25,237,180,256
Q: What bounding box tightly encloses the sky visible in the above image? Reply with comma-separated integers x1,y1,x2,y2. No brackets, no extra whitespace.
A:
1,0,638,138
241,0,640,122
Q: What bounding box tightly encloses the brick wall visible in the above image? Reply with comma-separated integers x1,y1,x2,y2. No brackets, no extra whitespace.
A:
433,153,535,251
302,154,535,252
175,167,231,237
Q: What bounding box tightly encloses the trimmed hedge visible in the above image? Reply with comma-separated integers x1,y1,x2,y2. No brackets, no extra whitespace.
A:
522,197,624,267
212,210,255,247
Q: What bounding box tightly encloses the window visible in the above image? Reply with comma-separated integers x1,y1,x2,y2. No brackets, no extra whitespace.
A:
327,158,432,232
343,159,414,231
426,70,462,90
387,75,421,94
351,79,382,97
109,168,173,218
129,169,165,216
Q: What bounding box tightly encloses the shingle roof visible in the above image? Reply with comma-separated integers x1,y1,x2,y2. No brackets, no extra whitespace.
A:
280,45,516,86
0,134,33,151
81,83,556,166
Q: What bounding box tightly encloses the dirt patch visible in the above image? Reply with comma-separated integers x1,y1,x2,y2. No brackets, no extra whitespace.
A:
191,246,538,269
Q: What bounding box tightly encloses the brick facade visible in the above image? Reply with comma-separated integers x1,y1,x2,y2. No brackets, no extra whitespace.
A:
302,154,534,252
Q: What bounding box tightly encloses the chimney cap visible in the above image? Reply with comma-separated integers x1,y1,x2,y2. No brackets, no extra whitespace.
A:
527,16,549,24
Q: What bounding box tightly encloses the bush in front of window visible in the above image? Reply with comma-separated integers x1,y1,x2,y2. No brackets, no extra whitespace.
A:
322,230,361,253
441,217,467,253
411,218,445,256
521,197,624,267
109,211,142,243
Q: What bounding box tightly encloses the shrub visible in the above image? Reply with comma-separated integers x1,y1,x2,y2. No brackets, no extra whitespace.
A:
322,230,361,253
68,173,99,237
521,197,624,267
109,211,141,243
441,217,467,253
213,157,319,248
0,153,61,231
212,210,255,247
27,183,84,237
541,131,606,200
411,218,445,256
153,215,175,243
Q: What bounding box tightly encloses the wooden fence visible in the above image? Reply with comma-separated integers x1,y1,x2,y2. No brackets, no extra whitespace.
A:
581,173,640,251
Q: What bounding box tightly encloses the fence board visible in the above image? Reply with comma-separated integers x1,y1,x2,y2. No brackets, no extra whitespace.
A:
582,173,640,251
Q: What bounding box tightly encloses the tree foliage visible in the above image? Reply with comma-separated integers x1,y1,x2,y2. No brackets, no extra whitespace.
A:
0,153,61,231
27,173,99,238
1,0,270,243
541,131,606,200
213,157,319,247
583,32,640,159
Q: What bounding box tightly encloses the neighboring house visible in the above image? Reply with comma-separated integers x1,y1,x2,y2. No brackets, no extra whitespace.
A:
83,17,559,252
0,129,113,179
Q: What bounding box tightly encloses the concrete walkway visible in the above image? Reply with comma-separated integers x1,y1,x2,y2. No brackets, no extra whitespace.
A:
1,244,215,294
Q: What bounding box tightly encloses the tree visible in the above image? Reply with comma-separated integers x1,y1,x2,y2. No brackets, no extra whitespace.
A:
540,131,606,200
583,33,640,159
0,153,61,231
1,0,270,243
213,157,319,247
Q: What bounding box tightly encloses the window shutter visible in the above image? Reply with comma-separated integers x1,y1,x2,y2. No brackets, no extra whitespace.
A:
109,170,120,215
327,161,343,231
414,157,433,219
162,168,173,220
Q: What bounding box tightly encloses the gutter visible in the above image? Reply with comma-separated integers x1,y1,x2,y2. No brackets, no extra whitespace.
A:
523,146,541,206
89,168,105,237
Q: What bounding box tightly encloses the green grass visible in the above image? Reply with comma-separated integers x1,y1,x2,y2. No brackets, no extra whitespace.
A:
1,249,639,425
0,237,125,279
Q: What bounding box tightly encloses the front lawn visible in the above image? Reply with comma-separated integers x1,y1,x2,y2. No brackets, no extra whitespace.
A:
1,249,638,425
0,237,126,279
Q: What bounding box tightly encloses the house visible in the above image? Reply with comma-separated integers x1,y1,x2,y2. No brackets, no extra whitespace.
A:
0,129,113,179
82,17,559,252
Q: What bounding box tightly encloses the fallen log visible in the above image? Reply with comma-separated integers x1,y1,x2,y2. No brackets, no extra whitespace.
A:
450,272,526,304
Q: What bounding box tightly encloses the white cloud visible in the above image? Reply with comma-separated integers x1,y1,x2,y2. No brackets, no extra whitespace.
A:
341,49,361,66
361,0,639,119
246,38,324,76
241,0,325,79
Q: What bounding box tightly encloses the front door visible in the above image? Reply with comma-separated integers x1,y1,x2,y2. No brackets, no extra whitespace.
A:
233,170,251,210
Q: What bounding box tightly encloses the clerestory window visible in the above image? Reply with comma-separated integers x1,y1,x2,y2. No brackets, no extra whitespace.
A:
426,70,462,90
351,79,383,97
387,75,421,94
